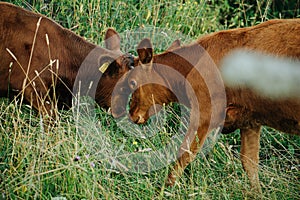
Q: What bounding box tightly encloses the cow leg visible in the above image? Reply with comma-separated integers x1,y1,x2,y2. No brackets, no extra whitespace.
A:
165,124,210,187
240,126,262,192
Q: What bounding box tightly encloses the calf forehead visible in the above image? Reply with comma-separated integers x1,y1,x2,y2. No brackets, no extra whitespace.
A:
130,63,171,83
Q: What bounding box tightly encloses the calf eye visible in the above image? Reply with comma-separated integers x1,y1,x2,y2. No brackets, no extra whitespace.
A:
129,79,137,90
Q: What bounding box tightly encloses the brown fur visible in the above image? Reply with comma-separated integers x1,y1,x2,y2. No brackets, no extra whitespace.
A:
0,2,133,115
111,19,300,191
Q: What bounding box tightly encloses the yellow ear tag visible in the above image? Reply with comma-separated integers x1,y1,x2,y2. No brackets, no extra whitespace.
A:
99,62,110,73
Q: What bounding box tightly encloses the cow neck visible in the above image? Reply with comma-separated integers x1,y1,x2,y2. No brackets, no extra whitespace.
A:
63,29,97,70
61,29,107,86
151,43,205,107
153,45,198,76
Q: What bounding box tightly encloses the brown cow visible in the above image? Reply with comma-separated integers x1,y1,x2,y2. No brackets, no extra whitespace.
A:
0,2,134,115
111,19,300,192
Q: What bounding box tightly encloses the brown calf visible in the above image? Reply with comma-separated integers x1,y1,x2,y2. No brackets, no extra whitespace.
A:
0,2,133,115
111,19,300,191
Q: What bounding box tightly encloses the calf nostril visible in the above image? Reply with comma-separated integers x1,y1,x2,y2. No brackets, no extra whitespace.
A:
137,115,145,124
129,114,145,124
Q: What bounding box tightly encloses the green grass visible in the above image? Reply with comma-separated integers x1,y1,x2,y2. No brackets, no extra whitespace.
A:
1,0,300,199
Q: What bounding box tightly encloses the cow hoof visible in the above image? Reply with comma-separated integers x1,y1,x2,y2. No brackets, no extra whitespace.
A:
165,174,176,187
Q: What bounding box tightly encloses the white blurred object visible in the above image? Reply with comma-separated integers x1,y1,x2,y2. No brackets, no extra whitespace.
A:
221,50,300,98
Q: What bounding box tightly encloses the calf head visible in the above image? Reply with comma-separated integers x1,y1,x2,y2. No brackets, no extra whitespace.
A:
111,39,179,123
78,28,134,109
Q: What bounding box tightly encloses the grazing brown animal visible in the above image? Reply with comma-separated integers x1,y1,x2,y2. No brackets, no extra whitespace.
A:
0,2,134,115
111,19,300,191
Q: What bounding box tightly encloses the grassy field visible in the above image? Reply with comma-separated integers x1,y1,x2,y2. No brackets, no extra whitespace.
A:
1,0,300,199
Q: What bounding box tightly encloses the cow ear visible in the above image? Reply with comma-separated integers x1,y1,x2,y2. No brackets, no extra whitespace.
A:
166,39,181,51
137,38,153,65
104,28,121,51
98,55,115,74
